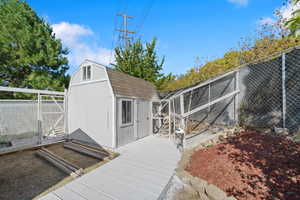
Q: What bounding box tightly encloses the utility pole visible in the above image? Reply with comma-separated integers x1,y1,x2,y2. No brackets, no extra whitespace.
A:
116,13,135,46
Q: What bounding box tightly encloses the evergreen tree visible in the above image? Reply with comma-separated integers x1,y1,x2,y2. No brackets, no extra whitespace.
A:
0,0,69,91
114,38,172,90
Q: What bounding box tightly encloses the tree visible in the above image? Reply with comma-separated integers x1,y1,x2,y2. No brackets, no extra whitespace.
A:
286,0,300,35
0,0,69,92
113,38,172,90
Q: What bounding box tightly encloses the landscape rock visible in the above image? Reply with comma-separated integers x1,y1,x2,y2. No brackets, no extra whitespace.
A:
198,192,210,200
205,184,227,200
225,196,237,200
177,185,199,200
189,178,207,194
273,127,289,135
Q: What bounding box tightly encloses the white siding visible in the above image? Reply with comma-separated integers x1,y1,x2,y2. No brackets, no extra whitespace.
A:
70,62,107,84
68,62,114,148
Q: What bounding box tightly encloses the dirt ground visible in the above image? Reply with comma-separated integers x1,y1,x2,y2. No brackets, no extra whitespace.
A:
186,130,300,200
46,143,100,169
0,142,102,200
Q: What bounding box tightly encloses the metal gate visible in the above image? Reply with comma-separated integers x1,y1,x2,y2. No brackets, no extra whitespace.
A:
152,70,239,149
40,94,67,140
0,86,67,151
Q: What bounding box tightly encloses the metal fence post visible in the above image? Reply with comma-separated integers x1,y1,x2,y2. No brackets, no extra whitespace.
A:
208,83,211,112
234,70,239,124
168,100,171,139
37,93,42,144
282,53,287,129
180,94,186,148
64,89,69,139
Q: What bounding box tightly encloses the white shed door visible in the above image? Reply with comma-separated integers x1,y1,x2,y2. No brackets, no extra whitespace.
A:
137,100,150,139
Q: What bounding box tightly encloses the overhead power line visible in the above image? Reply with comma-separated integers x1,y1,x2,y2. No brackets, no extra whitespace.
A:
134,0,155,38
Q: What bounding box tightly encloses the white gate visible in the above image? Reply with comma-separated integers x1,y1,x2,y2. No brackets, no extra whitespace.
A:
0,86,67,151
40,94,67,139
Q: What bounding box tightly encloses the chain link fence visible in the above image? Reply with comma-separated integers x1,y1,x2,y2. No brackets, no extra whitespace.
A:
0,88,66,151
0,99,39,148
285,49,300,134
238,48,300,136
160,47,300,142
238,56,283,129
183,73,237,135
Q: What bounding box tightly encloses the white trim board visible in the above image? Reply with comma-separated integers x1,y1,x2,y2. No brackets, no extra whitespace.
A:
182,90,240,118
0,86,65,95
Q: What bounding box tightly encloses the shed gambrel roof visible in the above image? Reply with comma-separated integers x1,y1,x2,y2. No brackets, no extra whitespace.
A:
106,68,159,100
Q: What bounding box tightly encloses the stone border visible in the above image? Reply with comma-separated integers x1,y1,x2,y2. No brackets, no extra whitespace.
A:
174,127,242,200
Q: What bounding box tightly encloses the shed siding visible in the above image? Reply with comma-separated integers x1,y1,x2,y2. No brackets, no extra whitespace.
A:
92,66,107,80
68,64,114,148
71,69,82,84
71,62,107,84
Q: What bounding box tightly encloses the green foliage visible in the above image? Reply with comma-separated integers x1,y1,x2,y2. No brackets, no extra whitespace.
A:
286,0,300,35
113,38,173,90
0,0,69,92
161,36,300,93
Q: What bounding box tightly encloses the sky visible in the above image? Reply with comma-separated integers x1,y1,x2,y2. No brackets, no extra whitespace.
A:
26,0,291,75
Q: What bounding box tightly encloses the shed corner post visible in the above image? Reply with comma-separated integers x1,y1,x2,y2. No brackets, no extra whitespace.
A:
112,96,117,148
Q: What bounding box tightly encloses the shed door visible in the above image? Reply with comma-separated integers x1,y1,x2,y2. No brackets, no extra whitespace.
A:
137,100,150,139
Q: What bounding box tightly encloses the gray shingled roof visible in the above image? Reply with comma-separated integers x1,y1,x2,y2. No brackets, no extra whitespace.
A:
106,68,159,100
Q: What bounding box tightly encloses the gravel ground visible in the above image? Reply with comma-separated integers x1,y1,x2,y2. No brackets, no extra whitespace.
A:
186,130,300,200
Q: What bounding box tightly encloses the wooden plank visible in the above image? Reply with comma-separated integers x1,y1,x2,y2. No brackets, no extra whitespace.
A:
39,193,62,200
70,141,109,156
41,148,82,172
0,140,65,156
36,150,74,175
64,143,105,160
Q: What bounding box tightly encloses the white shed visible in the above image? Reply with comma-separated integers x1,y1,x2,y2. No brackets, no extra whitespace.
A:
68,60,159,148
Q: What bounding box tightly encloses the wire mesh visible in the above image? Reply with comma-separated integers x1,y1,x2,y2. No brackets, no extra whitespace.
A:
0,89,66,150
238,56,283,129
285,49,300,134
183,85,209,113
183,73,236,135
0,99,39,147
156,48,300,139
41,97,65,137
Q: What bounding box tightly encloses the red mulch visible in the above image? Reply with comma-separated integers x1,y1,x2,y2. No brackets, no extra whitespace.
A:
186,130,300,200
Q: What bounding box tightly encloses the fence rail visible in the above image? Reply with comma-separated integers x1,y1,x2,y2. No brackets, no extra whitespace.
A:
154,47,300,148
0,87,67,151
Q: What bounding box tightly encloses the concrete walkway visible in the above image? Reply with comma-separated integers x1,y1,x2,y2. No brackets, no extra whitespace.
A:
39,135,181,200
